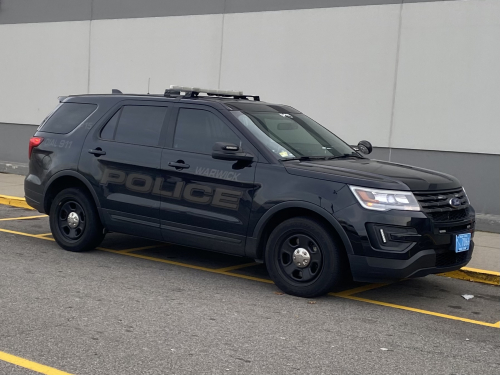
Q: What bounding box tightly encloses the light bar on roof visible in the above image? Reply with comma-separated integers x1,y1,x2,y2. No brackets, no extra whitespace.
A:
170,85,243,96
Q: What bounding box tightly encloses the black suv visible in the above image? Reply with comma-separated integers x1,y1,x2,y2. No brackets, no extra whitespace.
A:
25,86,475,297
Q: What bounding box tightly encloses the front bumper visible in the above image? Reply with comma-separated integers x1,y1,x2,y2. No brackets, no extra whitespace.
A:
334,203,475,283
348,245,473,283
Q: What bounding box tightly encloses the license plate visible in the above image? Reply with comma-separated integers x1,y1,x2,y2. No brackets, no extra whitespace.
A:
455,233,471,253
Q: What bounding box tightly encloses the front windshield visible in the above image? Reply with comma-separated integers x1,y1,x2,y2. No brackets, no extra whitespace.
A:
232,110,360,160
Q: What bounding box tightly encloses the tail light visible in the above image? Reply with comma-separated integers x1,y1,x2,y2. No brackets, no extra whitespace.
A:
29,137,44,159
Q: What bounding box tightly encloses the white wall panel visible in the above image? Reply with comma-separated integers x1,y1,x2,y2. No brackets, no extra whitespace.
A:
88,15,224,95
220,6,401,147
391,0,500,154
0,1,498,156
0,21,90,125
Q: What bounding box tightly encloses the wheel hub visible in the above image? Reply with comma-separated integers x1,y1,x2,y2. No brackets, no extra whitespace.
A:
293,248,310,268
67,212,80,228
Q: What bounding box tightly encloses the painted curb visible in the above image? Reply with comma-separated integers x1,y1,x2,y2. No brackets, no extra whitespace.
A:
438,267,500,286
0,195,33,210
0,195,498,285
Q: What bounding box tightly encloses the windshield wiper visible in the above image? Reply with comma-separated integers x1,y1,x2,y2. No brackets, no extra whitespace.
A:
280,156,329,162
326,153,364,160
281,154,364,162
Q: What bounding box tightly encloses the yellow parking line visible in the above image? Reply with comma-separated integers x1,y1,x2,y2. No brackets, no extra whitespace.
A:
118,244,166,253
216,262,259,272
100,248,274,284
35,233,53,238
0,215,47,221
0,228,55,241
329,283,388,297
0,350,73,375
340,294,499,328
222,271,274,284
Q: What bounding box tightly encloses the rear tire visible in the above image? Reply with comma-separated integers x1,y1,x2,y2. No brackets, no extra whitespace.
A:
265,217,347,298
49,187,104,252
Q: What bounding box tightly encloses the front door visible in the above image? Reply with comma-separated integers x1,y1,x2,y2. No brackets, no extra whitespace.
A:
80,101,170,240
159,105,258,255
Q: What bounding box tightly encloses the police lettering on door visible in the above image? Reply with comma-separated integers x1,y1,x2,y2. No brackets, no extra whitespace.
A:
101,168,243,210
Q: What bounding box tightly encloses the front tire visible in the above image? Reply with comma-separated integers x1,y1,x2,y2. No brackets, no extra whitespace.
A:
265,217,347,298
49,187,104,252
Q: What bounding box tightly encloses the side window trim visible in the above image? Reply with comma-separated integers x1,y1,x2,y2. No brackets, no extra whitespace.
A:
112,108,123,140
162,106,179,149
99,107,121,141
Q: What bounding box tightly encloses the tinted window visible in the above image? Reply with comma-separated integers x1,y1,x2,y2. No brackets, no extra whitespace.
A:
106,106,168,147
41,103,97,134
174,109,240,154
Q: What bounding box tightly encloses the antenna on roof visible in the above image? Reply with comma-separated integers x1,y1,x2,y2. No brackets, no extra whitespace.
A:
112,89,123,94
147,78,150,95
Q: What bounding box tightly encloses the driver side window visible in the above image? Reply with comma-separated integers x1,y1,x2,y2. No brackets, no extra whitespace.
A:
173,108,240,155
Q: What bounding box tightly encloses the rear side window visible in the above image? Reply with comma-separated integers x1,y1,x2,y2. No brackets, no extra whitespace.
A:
100,106,168,147
41,103,97,134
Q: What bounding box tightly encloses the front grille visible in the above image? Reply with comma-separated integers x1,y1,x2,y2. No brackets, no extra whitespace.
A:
427,208,469,222
435,251,468,268
414,188,470,222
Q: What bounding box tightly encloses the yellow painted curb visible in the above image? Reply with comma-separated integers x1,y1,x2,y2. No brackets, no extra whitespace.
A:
0,194,33,210
438,267,500,286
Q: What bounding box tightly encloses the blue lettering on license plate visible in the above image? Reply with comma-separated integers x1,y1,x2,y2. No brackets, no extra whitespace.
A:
455,233,471,253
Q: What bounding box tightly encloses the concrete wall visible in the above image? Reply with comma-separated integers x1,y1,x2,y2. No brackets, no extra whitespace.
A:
0,0,499,216
0,123,37,174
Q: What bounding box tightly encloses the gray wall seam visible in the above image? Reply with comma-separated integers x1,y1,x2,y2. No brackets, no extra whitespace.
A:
217,0,228,90
388,2,405,162
86,1,94,94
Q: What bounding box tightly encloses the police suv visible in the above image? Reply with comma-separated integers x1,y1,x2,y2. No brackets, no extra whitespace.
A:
25,86,475,297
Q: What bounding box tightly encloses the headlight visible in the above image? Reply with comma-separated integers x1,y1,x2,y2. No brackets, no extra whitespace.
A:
462,187,470,204
349,186,420,211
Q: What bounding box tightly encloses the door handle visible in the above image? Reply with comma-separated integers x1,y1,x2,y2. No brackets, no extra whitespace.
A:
168,161,190,170
88,148,106,156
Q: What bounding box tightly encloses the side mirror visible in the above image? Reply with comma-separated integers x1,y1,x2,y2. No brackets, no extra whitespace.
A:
212,142,254,162
357,140,373,155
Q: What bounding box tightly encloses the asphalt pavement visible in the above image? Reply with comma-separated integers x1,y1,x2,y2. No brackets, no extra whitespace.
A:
0,204,499,374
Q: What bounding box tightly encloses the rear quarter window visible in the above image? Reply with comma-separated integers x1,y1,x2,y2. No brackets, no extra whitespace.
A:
40,103,97,134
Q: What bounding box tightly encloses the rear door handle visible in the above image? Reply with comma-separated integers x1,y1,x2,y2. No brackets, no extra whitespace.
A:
88,148,106,156
168,161,190,170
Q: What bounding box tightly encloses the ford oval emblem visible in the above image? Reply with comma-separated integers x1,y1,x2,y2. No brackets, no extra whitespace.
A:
449,197,461,208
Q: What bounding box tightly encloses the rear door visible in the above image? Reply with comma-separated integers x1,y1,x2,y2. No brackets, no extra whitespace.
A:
159,105,259,255
79,100,170,240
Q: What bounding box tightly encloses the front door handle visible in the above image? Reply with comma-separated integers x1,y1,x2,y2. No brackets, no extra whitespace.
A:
89,148,106,156
168,161,190,170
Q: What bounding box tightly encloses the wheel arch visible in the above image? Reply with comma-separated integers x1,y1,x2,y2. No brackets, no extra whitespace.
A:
246,201,354,260
43,171,104,223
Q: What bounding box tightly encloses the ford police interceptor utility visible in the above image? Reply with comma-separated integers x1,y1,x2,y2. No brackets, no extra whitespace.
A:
25,86,475,297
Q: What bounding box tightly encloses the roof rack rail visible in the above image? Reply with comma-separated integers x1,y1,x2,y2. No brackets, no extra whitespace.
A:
165,85,260,101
